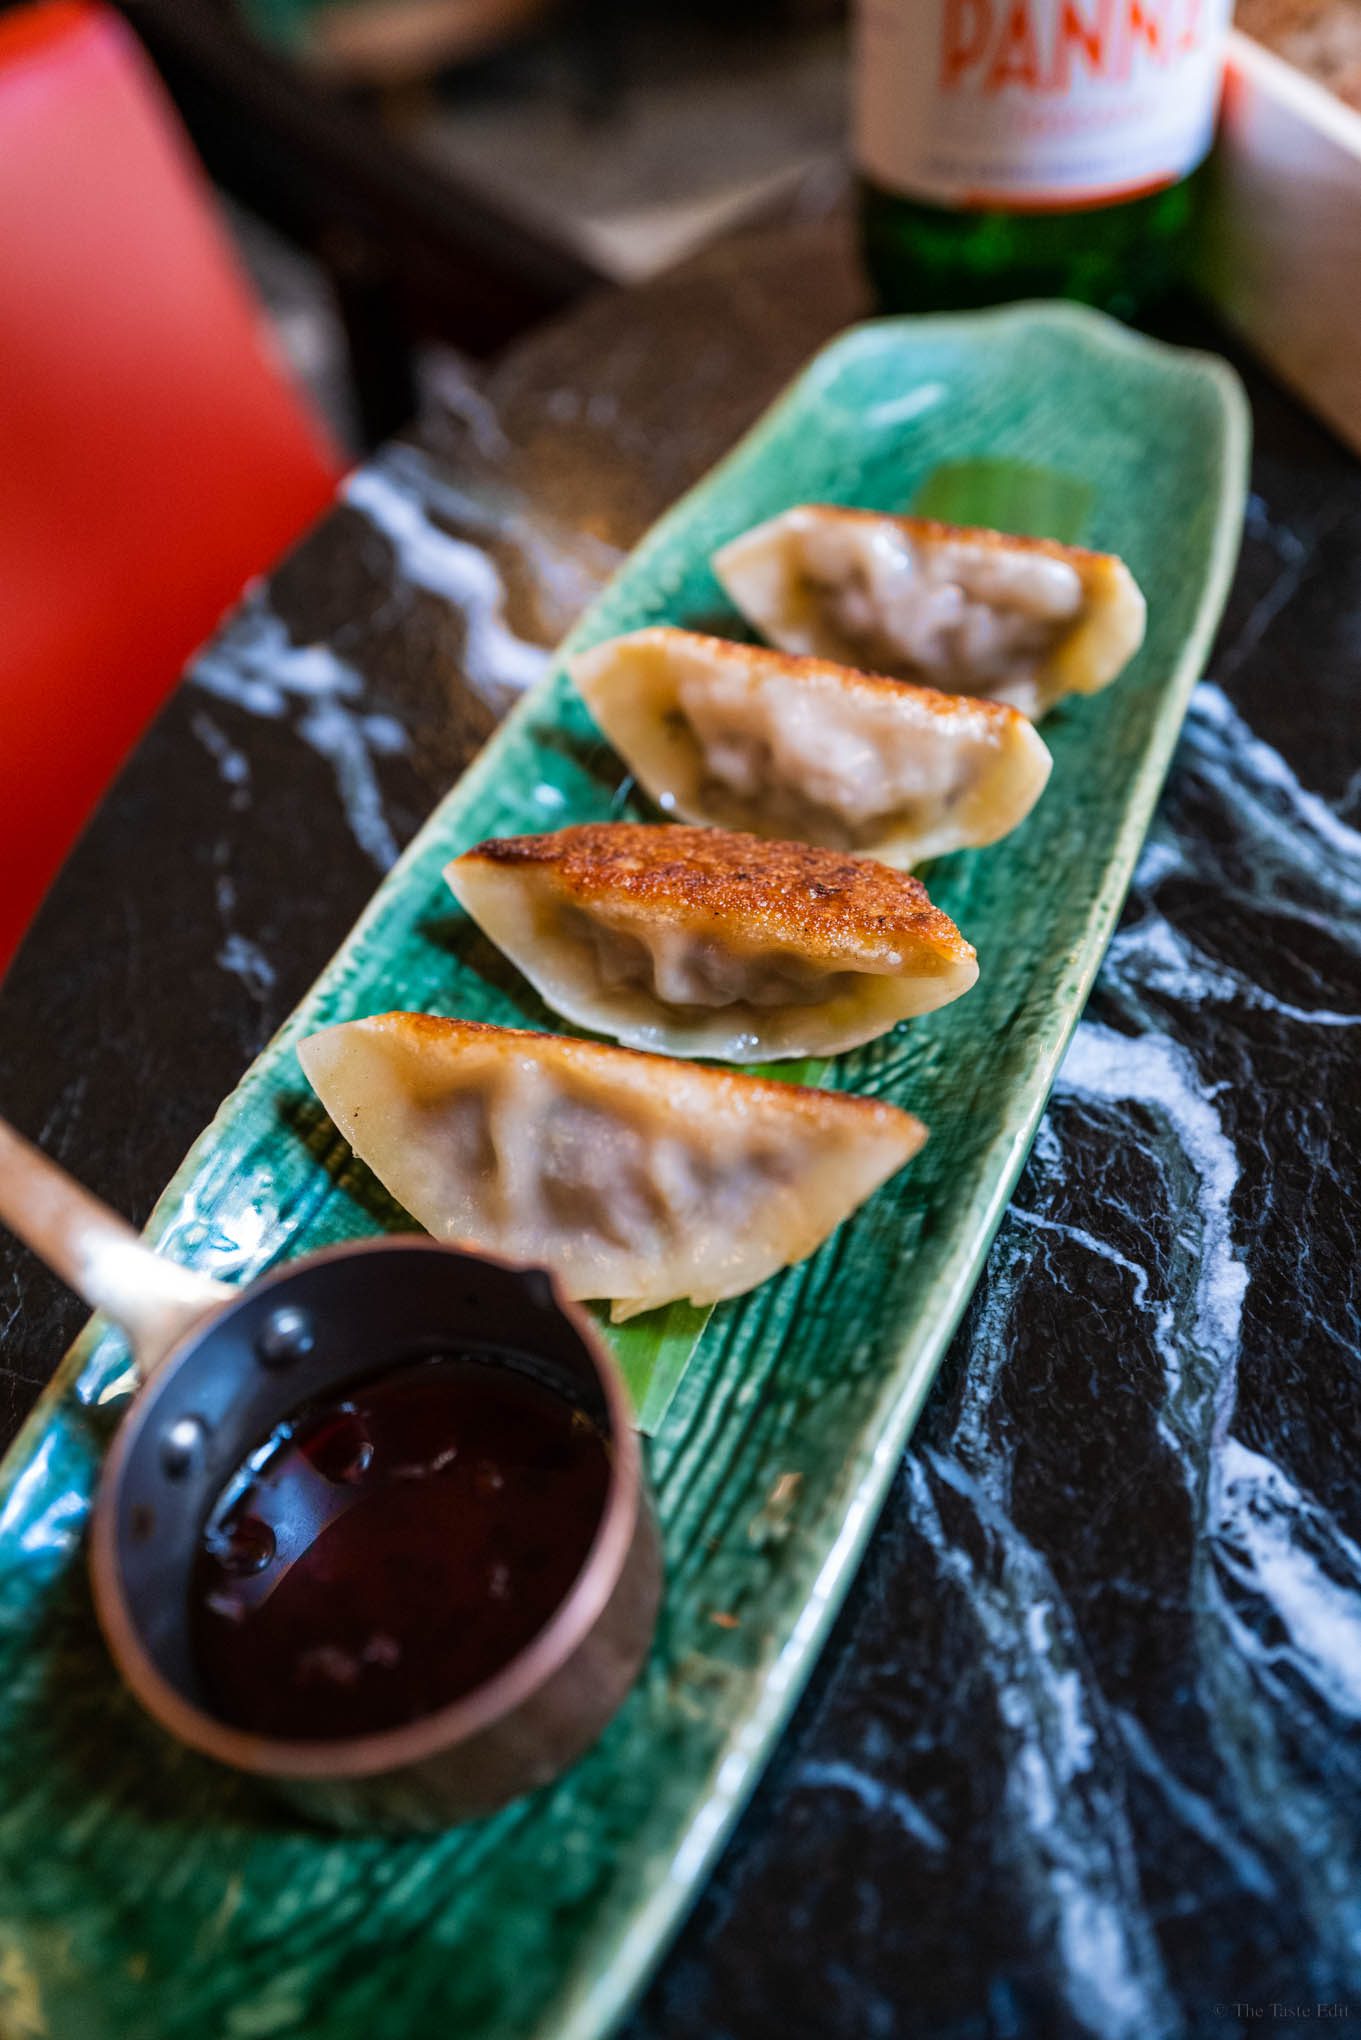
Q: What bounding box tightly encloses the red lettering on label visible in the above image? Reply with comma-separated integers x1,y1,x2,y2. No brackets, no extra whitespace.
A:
1048,0,1112,86
941,0,993,85
985,0,1042,89
939,0,1206,98
1177,0,1205,54
1114,0,1172,78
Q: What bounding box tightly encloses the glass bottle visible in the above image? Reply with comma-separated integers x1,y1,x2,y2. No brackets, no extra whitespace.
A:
855,0,1234,319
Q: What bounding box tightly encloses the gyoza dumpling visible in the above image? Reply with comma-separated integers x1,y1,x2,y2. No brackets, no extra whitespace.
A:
298,1013,925,1320
713,506,1146,719
568,626,1050,868
448,822,977,1062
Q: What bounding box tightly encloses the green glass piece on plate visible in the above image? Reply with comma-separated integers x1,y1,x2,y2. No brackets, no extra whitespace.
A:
911,457,1095,543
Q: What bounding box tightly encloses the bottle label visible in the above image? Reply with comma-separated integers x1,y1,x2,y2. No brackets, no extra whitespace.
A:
856,0,1232,210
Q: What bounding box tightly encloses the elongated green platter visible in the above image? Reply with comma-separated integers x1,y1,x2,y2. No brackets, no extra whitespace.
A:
0,305,1247,2040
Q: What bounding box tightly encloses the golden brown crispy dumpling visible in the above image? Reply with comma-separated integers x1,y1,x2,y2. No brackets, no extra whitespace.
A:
713,506,1145,719
568,626,1051,868
298,1013,925,1320
448,823,977,1062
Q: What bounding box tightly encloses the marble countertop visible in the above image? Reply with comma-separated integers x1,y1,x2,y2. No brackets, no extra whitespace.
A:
3,220,1359,2038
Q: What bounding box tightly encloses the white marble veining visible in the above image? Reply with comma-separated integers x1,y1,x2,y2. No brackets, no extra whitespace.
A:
190,712,252,809
793,1759,947,1852
854,626,1361,2031
1112,1704,1276,1900
192,601,403,872
187,448,620,890
344,464,551,706
367,443,620,655
1213,1440,1361,1723
215,932,276,1005
910,1444,1177,2040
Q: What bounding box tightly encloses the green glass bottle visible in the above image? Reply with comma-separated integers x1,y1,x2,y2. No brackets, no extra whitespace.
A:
854,0,1232,319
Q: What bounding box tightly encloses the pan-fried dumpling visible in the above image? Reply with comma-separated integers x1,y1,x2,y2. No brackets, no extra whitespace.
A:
568,626,1051,868
448,823,977,1062
298,1013,925,1321
713,506,1146,719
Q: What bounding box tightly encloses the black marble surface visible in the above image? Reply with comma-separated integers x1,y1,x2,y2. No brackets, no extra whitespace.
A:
3,222,1360,2038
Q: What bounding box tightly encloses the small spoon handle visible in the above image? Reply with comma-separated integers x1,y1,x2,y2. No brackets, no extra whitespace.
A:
0,1116,228,1378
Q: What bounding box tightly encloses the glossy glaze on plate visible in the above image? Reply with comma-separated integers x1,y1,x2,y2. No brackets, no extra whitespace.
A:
0,306,1247,2040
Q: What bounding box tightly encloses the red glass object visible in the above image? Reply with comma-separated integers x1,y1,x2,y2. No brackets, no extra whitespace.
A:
0,1,345,981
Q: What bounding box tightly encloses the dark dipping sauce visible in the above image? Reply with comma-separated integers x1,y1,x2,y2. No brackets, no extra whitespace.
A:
190,1355,613,1742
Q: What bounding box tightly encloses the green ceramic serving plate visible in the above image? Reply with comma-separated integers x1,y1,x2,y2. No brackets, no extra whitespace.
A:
0,305,1247,2040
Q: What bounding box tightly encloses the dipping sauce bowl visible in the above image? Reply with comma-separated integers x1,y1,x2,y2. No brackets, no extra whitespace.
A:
0,1116,661,1830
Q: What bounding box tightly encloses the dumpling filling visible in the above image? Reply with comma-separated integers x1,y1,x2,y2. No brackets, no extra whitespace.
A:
407,1065,786,1264
563,906,859,1011
799,520,1084,698
674,662,979,848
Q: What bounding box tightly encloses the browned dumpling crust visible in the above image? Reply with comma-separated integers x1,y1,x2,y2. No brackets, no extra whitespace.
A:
449,823,977,1061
